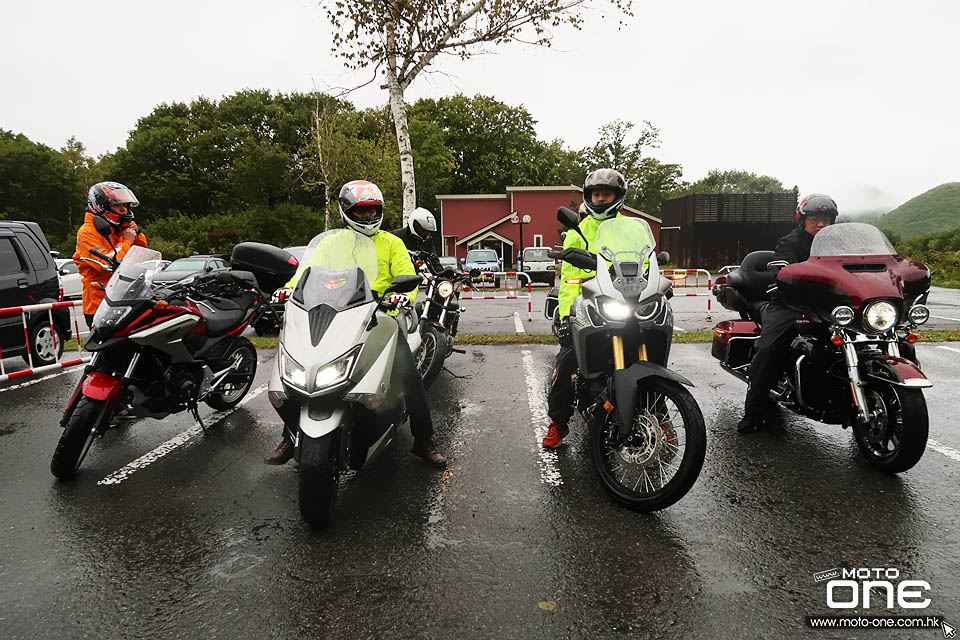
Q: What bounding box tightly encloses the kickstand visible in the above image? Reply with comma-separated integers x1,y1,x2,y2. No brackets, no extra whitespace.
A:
190,403,207,434
442,366,470,380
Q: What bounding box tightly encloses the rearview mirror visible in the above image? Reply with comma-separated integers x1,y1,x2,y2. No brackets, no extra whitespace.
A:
657,251,670,265
469,268,481,278
93,215,113,238
386,274,422,293
557,206,579,229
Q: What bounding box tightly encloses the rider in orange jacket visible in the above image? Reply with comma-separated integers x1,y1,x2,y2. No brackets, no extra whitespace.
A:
73,182,148,328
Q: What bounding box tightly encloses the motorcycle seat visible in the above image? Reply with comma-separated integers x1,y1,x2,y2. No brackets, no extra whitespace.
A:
196,297,248,336
728,250,777,302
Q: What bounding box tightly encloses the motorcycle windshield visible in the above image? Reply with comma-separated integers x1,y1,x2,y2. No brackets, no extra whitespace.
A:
594,218,656,266
93,245,163,327
293,229,378,310
811,223,896,257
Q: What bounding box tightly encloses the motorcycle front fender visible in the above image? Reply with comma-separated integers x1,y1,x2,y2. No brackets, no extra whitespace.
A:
81,371,123,401
865,355,933,388
299,400,348,439
612,362,695,436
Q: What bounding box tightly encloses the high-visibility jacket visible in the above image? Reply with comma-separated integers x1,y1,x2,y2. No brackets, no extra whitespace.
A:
286,229,418,304
73,212,149,315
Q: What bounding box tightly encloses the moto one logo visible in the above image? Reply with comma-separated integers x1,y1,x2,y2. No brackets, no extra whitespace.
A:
825,568,931,609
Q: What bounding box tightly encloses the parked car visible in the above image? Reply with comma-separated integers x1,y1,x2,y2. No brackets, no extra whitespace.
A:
0,221,73,366
139,258,171,273
464,249,502,287
520,246,556,285
54,258,83,300
438,255,460,272
150,255,230,284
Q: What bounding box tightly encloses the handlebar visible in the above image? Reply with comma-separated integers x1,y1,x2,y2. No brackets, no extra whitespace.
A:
89,248,120,270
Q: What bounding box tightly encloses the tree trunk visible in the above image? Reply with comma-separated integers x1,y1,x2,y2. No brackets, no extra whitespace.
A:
385,25,417,225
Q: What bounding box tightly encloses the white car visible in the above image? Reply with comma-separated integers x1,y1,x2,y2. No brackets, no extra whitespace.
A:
520,246,556,285
54,258,83,300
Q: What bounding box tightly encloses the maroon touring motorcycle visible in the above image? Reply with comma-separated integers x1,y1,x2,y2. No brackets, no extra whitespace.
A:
712,223,932,472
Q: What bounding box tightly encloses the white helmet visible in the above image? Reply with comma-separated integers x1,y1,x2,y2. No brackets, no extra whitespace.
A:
338,180,384,236
408,207,437,240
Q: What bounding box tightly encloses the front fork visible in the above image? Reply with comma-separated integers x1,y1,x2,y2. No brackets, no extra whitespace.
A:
842,342,871,423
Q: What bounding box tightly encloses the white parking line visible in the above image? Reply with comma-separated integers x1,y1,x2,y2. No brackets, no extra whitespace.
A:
520,349,562,486
513,311,525,334
673,326,687,333
928,439,960,463
0,369,71,393
931,315,960,323
97,385,267,486
936,346,960,356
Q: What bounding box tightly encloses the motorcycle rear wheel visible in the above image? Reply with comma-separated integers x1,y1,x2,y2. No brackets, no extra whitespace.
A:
415,324,445,389
298,432,340,529
205,338,257,410
852,383,928,473
51,397,104,479
589,377,706,512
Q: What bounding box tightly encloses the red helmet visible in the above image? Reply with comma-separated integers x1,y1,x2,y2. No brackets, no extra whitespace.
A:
338,180,384,236
88,181,139,228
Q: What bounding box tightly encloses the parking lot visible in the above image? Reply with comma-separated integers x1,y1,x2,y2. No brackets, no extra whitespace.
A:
2,283,960,639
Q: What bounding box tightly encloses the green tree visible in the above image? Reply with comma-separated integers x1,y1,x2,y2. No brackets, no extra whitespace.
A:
0,130,74,236
679,169,786,195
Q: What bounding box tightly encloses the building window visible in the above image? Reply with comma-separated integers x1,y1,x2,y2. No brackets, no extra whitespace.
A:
533,234,543,247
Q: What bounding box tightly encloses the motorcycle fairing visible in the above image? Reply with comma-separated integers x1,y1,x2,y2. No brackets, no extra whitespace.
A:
863,355,933,388
81,371,123,401
128,314,200,362
612,362,695,436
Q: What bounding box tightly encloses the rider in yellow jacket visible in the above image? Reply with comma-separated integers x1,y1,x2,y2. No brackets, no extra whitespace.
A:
264,180,444,467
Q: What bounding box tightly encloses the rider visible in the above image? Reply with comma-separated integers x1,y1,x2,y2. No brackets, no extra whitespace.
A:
736,193,837,433
264,180,447,467
74,181,148,329
543,168,654,448
391,206,437,253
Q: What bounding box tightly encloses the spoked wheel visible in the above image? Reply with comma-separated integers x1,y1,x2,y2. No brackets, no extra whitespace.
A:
51,397,106,479
589,377,706,512
852,382,928,473
415,325,444,388
298,432,340,529
205,338,257,410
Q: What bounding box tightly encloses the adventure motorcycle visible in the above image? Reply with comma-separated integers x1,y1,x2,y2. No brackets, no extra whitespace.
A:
410,250,475,387
252,229,424,528
52,228,278,479
712,222,932,472
549,207,707,511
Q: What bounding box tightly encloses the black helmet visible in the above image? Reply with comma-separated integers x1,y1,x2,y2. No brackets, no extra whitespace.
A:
583,169,627,220
796,193,838,226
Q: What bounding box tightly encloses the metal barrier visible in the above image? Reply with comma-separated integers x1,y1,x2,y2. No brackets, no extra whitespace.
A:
0,300,90,383
461,271,533,321
663,268,713,320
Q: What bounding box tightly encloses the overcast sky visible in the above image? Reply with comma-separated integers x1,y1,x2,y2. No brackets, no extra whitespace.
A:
2,0,958,215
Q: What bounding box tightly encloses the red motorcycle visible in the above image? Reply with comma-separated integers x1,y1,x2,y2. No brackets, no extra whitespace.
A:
51,240,290,479
712,223,932,472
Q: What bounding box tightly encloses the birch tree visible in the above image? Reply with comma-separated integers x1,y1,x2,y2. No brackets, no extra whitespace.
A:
321,0,633,222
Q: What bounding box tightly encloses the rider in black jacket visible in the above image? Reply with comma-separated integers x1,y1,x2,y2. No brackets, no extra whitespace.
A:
391,207,437,253
737,194,838,433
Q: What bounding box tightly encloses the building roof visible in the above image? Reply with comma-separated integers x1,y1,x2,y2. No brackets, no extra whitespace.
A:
455,213,517,246
435,193,508,200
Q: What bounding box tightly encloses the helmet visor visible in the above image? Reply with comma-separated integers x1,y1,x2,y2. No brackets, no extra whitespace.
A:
102,185,140,208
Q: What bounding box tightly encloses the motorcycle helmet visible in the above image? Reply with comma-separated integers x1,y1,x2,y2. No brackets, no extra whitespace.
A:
796,193,838,226
408,207,437,240
339,180,384,236
583,168,627,220
87,181,139,228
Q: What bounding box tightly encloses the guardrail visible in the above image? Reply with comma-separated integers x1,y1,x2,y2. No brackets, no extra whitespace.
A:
461,271,533,321
0,300,90,383
663,268,713,320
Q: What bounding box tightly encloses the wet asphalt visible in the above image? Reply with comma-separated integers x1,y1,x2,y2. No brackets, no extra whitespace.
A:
2,341,959,639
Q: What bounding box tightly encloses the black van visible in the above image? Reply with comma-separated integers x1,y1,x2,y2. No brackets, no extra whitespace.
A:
0,221,73,367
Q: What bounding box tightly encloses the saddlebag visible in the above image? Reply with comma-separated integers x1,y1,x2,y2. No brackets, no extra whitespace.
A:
711,320,760,368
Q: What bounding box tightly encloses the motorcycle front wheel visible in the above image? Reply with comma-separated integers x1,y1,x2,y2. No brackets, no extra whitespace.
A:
205,338,258,410
298,432,340,529
415,324,445,388
852,382,928,473
589,377,706,512
51,397,105,479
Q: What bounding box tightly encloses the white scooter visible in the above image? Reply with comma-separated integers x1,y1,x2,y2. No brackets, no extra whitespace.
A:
258,229,422,528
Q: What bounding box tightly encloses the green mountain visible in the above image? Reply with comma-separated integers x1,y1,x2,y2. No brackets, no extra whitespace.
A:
874,182,960,238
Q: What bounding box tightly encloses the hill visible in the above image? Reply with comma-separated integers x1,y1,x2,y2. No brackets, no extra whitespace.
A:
874,182,960,238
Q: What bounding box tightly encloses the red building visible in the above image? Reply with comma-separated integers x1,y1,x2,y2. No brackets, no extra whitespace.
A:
438,186,662,268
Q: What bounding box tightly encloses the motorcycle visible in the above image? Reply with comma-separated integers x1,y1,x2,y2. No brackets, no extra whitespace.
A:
409,250,475,387
51,220,281,479
251,229,424,528
712,222,932,472
549,207,707,511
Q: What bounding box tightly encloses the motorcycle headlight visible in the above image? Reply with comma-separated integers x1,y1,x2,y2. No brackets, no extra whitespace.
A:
831,305,855,326
601,300,631,320
863,301,898,333
437,280,454,298
93,305,132,329
908,304,930,325
634,297,660,321
279,345,307,389
315,350,356,390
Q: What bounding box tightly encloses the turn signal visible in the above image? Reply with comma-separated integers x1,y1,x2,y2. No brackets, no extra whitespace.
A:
565,278,583,285
830,333,844,346
603,401,615,413
153,300,169,310
906,332,919,344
